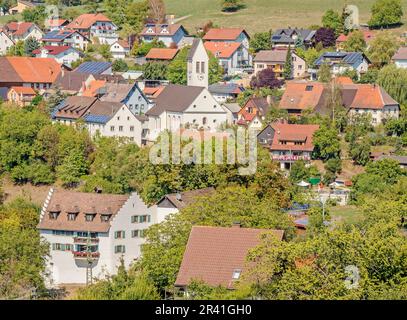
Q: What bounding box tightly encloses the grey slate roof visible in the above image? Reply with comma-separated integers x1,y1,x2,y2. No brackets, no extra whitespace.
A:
208,83,244,95
187,38,201,61
222,103,241,114
83,100,123,124
99,83,136,103
145,84,205,117
271,28,315,44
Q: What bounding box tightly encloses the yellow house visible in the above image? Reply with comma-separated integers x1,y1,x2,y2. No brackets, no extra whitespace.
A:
8,0,36,15
7,86,36,106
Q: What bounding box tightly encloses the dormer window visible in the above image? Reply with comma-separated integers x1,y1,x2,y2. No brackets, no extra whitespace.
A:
101,214,111,222
67,213,78,221
232,269,242,280
85,214,96,222
49,211,60,220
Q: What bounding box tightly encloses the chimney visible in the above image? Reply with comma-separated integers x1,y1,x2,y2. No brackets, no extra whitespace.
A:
232,221,241,228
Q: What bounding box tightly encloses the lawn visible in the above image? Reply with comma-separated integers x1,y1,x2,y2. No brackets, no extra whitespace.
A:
164,0,407,34
0,14,21,24
330,205,364,224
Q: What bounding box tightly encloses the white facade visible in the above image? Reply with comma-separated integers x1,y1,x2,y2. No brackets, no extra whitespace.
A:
36,47,80,67
43,32,89,51
394,59,407,69
12,25,43,41
187,39,209,88
0,31,13,55
110,41,130,59
39,189,156,285
142,27,186,47
348,105,400,126
90,21,119,45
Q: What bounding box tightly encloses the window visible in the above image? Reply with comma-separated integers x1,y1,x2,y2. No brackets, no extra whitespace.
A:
110,126,115,132
117,116,120,120
114,245,125,253
132,229,146,238
127,116,130,121
49,212,59,220
196,61,200,73
201,61,205,73
119,126,123,132
305,85,313,91
114,231,125,239
132,215,150,223
232,269,242,280
52,230,74,236
52,243,73,251
101,214,111,222
130,126,134,132
67,213,77,221
85,214,95,222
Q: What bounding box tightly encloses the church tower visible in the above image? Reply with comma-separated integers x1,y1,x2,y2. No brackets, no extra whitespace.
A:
187,38,209,88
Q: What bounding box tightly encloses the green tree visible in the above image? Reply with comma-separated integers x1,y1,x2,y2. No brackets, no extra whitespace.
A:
283,47,293,80
367,32,399,67
377,64,407,105
249,31,272,54
112,59,129,72
221,0,244,12
24,37,40,57
142,61,168,80
349,139,371,166
322,9,343,36
312,125,341,160
368,0,403,28
56,149,88,188
343,30,367,52
7,40,25,56
318,62,331,83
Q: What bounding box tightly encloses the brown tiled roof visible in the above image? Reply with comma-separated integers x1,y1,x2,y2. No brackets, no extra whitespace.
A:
203,28,248,41
54,96,97,120
279,81,326,111
85,100,123,118
158,187,215,209
99,83,137,103
145,48,179,60
140,23,184,36
254,49,288,63
341,84,398,109
38,189,130,232
145,84,205,116
66,13,112,30
270,123,320,152
175,226,284,288
4,22,36,36
52,71,91,91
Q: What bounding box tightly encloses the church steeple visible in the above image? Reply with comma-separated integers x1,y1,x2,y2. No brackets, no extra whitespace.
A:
187,38,209,88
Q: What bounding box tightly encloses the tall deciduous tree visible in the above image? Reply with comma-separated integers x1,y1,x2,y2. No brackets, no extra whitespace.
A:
368,0,403,28
314,27,336,48
343,30,367,52
148,0,166,24
249,31,272,54
322,9,343,36
250,68,283,89
367,32,399,67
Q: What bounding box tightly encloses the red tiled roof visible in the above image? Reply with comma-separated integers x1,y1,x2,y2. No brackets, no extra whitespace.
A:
0,57,62,84
392,47,407,60
66,13,112,30
81,80,106,97
336,30,374,43
5,22,35,36
204,41,241,58
175,226,284,288
270,123,320,152
145,48,179,60
9,86,36,95
46,19,69,27
343,84,398,110
32,45,73,56
334,76,353,85
203,28,247,41
117,39,130,49
279,81,326,111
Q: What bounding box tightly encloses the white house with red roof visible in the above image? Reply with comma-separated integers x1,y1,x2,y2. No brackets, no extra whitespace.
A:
203,28,250,49
33,46,82,67
139,23,188,47
66,13,119,45
42,29,90,51
3,21,43,41
0,28,14,55
45,18,69,32
110,40,130,59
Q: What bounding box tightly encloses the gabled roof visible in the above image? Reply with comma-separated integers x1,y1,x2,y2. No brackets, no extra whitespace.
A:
9,86,36,95
341,84,399,110
336,30,374,43
32,45,78,56
140,23,185,37
187,38,202,60
392,47,407,60
254,49,288,63
46,19,69,28
157,188,215,209
145,48,179,60
208,82,244,95
314,52,370,67
223,102,241,114
272,28,315,44
74,61,112,75
99,82,144,103
145,84,205,116
270,123,320,152
37,189,130,233
52,71,91,92
83,100,124,124
279,81,326,111
42,29,89,42
204,41,241,58
4,22,39,36
81,79,106,97
0,57,61,84
175,226,284,288
66,13,113,30
203,28,249,41
52,96,98,120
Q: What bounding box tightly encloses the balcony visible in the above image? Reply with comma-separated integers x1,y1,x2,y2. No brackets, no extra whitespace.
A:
72,251,100,259
73,237,99,244
272,155,311,162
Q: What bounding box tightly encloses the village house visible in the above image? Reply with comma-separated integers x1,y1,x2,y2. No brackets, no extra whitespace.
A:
175,225,284,293
8,0,37,14
145,48,179,62
204,41,249,75
253,49,306,79
139,23,188,47
237,96,272,129
74,61,113,75
311,52,370,80
271,28,316,48
32,45,82,67
0,28,14,55
6,86,36,106
65,13,119,45
156,188,215,223
392,47,407,69
336,30,374,50
45,18,69,32
208,82,244,103
0,56,62,90
3,21,43,42
279,81,327,116
222,102,241,124
110,40,130,59
42,29,90,51
203,28,250,50
265,122,320,170
38,188,156,285
341,83,400,126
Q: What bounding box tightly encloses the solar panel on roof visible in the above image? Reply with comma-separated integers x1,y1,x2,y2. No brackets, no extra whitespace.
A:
272,36,281,40
75,62,112,75
83,114,111,124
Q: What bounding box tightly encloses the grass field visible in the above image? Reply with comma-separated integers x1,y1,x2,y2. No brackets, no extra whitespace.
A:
330,205,364,224
165,0,407,33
